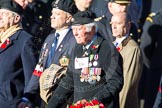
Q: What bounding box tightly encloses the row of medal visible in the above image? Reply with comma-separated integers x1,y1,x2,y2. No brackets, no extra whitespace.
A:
80,54,102,84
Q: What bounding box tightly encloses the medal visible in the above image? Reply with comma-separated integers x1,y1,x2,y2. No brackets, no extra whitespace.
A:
97,75,101,81
44,49,48,57
92,75,97,80
93,61,98,66
89,62,92,67
89,68,94,76
94,68,101,75
94,54,98,60
81,68,89,75
88,78,96,84
60,45,63,47
89,54,94,61
43,43,47,49
59,48,62,52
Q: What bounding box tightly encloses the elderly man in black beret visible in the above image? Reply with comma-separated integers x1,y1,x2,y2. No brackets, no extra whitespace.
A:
47,10,123,108
0,1,37,108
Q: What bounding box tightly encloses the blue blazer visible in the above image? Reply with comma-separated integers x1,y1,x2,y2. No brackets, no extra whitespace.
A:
24,28,76,101
0,30,37,107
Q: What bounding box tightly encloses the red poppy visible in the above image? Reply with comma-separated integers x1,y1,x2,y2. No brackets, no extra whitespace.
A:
91,99,100,105
0,39,10,49
70,99,105,108
116,47,120,52
91,45,99,50
0,43,6,49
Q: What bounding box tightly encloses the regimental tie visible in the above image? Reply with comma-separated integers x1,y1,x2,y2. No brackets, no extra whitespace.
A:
46,33,60,68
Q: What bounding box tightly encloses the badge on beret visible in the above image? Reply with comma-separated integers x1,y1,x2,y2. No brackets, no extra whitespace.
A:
59,56,70,67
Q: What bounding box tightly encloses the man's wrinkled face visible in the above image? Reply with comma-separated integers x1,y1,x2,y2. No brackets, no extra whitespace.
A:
72,25,92,45
50,8,68,30
0,9,14,30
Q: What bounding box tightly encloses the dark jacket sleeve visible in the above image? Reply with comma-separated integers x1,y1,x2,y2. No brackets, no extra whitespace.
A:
23,38,47,101
22,35,38,101
22,36,37,86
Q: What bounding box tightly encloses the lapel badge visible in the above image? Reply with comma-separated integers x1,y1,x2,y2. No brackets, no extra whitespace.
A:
43,43,47,49
60,45,63,47
59,56,70,67
59,48,62,52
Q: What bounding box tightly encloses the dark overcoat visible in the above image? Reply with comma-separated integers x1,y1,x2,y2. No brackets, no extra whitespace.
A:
47,35,123,108
0,30,37,108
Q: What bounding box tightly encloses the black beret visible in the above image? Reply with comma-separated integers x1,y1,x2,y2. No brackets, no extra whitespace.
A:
0,0,21,14
71,10,96,25
51,0,78,15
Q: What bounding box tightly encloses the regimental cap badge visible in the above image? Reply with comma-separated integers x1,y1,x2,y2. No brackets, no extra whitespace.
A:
59,56,70,67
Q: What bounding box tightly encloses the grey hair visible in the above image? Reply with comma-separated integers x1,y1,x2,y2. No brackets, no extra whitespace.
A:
11,11,22,22
84,22,98,32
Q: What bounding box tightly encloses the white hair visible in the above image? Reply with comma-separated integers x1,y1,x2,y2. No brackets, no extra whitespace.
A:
84,22,98,32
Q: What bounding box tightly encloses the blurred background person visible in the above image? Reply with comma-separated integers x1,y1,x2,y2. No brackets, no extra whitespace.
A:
140,8,162,108
12,0,53,53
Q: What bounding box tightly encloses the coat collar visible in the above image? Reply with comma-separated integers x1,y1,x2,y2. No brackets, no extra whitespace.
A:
0,30,22,53
113,36,132,52
77,35,104,57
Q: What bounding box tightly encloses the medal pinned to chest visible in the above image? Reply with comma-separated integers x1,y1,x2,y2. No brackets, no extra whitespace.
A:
75,54,101,84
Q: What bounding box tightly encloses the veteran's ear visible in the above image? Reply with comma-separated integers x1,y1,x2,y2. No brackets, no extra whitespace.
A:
13,14,21,24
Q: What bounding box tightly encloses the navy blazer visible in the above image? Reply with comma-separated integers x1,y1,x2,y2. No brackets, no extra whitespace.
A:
0,30,37,107
24,28,76,101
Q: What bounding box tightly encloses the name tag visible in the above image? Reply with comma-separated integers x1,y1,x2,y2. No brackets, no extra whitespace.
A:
75,57,89,69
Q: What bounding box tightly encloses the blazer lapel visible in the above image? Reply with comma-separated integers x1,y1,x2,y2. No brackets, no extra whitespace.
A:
89,35,104,54
113,36,132,52
52,30,73,64
43,33,56,67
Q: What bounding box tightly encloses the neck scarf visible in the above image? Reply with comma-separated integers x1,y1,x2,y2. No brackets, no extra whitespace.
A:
0,24,22,45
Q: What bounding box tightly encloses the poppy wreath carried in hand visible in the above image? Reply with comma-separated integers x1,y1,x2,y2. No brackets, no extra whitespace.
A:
70,99,105,108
